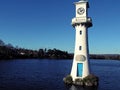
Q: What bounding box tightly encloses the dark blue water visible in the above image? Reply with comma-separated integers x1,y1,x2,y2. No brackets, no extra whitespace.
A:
0,59,120,90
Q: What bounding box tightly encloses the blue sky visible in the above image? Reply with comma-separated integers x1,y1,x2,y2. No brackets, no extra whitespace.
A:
0,0,120,54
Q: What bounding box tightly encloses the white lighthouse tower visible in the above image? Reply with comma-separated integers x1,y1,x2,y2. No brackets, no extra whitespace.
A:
71,0,92,81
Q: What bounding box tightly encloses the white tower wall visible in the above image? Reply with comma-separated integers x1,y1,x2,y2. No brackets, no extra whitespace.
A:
71,24,90,81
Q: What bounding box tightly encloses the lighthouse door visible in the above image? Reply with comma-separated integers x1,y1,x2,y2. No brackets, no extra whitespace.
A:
77,63,83,77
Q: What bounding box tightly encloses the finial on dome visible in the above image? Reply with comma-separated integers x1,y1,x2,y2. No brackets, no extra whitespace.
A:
79,0,88,3
80,0,88,1
80,0,87,1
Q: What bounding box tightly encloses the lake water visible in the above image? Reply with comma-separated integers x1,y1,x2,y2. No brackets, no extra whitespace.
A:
0,59,120,90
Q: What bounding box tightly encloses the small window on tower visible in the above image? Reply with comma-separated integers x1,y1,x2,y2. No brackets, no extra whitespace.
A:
80,31,82,35
79,46,82,50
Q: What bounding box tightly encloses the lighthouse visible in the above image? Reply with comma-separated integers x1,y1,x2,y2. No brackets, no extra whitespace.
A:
70,0,92,81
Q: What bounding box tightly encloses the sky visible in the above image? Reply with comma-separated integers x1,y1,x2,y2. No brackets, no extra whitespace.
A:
0,0,120,54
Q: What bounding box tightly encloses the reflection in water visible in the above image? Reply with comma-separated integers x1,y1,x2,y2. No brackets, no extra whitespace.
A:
69,85,98,90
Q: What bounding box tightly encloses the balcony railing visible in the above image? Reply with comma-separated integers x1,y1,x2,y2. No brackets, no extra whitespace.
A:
71,17,92,27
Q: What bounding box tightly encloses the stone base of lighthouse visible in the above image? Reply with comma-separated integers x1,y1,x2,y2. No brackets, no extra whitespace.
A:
63,74,99,87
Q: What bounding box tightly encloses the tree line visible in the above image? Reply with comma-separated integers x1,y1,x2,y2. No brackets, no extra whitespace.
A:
90,54,120,60
0,39,73,60
0,39,120,60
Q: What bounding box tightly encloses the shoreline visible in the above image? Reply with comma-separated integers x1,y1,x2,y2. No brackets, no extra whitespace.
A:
0,57,120,61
